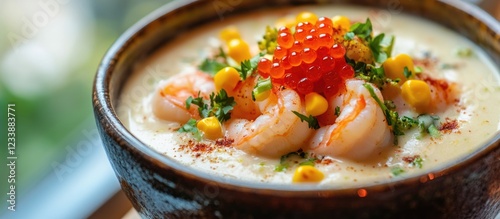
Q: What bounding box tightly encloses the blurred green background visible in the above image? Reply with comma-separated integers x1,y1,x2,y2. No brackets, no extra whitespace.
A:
0,0,172,216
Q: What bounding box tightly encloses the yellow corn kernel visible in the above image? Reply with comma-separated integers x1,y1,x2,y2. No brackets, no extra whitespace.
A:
305,92,328,116
332,15,351,30
196,117,223,140
275,17,297,29
296,11,318,25
401,80,431,113
214,67,240,92
292,166,324,183
227,38,251,63
383,54,415,85
254,90,271,102
220,26,241,43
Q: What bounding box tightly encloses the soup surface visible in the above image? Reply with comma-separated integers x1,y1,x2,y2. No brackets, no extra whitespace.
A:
118,5,500,187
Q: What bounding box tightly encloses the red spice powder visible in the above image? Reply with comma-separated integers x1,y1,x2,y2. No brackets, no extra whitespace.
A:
403,155,421,164
439,118,459,133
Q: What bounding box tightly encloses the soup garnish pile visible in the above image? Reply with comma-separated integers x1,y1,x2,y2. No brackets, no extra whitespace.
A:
119,9,500,185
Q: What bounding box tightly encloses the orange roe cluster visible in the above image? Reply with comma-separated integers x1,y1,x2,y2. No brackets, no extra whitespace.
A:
257,17,355,98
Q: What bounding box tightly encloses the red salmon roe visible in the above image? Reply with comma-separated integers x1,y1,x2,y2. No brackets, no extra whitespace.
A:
318,33,333,48
302,48,317,64
290,40,303,52
289,51,302,66
274,46,287,59
330,43,346,59
316,23,333,35
303,35,319,50
269,62,285,78
297,78,314,95
281,56,292,70
255,15,355,99
296,22,314,32
317,17,333,26
278,31,294,49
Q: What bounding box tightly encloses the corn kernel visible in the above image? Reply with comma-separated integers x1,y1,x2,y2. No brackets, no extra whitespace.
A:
292,166,324,183
196,117,223,140
275,17,297,29
401,80,431,113
332,15,351,30
383,54,415,85
220,26,241,43
305,92,328,116
296,11,318,25
254,90,271,102
227,38,252,63
214,67,241,92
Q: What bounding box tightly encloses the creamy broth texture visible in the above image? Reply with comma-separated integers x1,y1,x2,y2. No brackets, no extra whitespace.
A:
118,5,500,187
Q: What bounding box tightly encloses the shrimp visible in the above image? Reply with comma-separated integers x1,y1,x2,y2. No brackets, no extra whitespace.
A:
226,88,313,158
308,79,392,160
226,76,261,121
419,74,459,112
152,71,215,124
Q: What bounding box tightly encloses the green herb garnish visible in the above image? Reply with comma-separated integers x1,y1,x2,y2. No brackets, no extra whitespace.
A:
237,54,262,80
345,18,395,63
403,66,412,79
186,89,236,123
348,57,398,89
199,59,228,75
364,84,419,144
369,34,395,63
275,151,316,172
334,106,341,117
178,118,202,141
346,18,373,41
199,47,230,75
412,156,424,169
417,114,441,138
292,111,320,130
391,166,405,176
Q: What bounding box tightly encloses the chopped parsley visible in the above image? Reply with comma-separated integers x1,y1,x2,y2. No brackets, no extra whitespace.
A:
178,118,202,141
237,53,262,80
199,59,228,75
292,111,320,130
275,151,317,172
345,18,395,63
345,18,373,41
363,83,419,144
348,57,399,89
412,156,424,169
417,114,441,138
403,66,412,79
369,33,395,63
186,89,236,123
199,47,230,75
334,106,341,117
391,166,405,176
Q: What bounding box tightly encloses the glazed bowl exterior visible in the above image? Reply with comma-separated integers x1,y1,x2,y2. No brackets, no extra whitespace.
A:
93,0,500,218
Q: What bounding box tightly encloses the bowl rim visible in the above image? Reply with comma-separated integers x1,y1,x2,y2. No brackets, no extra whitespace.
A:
93,0,500,196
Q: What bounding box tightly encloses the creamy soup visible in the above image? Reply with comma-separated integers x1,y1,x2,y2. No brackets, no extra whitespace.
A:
118,5,500,187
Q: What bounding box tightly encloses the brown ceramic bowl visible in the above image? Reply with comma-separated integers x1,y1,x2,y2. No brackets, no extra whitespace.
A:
93,0,500,218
